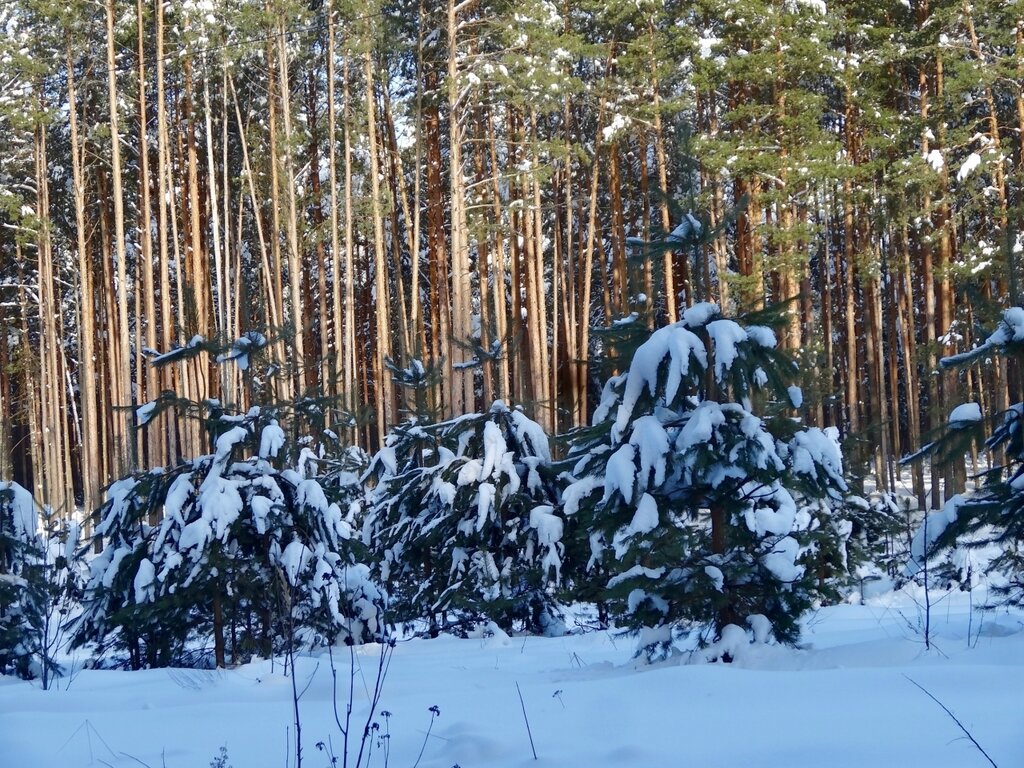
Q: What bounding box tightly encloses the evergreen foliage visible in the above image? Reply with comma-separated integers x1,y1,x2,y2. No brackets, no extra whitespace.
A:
0,482,47,679
72,337,384,669
363,401,563,635
72,407,384,669
0,482,79,683
562,303,849,659
837,490,909,587
910,308,1024,604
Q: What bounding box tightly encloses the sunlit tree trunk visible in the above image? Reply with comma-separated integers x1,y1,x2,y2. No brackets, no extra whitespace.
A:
446,0,475,418
105,0,135,473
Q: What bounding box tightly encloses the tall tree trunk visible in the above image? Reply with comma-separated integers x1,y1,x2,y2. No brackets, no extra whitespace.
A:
276,18,306,396
446,0,475,417
105,0,135,474
342,57,359,435
67,42,101,516
155,0,179,465
650,40,676,320
326,5,346,424
365,48,395,443
136,0,160,471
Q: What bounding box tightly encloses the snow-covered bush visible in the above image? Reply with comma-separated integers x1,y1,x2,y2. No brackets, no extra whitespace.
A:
72,409,384,669
561,303,849,659
0,482,80,683
909,307,1024,604
363,401,563,635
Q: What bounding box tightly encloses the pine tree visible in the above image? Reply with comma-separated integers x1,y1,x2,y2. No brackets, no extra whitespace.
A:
562,303,848,660
363,400,563,635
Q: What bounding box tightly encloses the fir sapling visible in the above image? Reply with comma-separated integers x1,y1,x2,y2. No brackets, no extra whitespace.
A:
561,303,851,661
363,401,564,636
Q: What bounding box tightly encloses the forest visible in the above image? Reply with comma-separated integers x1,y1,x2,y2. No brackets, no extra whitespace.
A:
3,5,1024,765
0,0,1021,518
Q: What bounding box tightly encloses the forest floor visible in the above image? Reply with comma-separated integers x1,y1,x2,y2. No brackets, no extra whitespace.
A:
1,585,1021,768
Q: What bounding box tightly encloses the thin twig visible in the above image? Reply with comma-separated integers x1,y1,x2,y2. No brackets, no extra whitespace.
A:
297,661,320,700
904,675,998,767
118,751,154,768
354,639,395,768
412,706,439,768
515,681,537,760
327,644,347,736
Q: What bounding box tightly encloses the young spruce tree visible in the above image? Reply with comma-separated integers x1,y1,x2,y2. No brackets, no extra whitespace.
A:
562,303,848,660
72,334,384,669
0,482,79,684
363,400,563,636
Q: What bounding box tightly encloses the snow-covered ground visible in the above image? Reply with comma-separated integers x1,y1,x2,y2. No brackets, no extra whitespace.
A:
2,588,1021,768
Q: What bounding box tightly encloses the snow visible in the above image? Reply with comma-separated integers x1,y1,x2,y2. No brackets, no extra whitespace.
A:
475,482,495,531
210,426,248,472
666,212,702,242
925,148,944,172
788,385,803,408
296,479,329,515
259,420,286,458
745,325,777,348
681,301,719,328
250,495,272,535
5,592,1021,768
101,547,130,589
611,322,707,444
135,400,158,427
706,318,748,380
197,475,244,542
528,505,563,547
628,415,669,492
789,426,847,491
744,482,798,537
1004,307,1024,340
906,495,963,578
133,558,155,604
509,408,551,462
215,333,267,371
612,493,660,559
704,564,724,591
761,535,803,582
0,480,37,539
949,402,982,425
957,152,981,181
698,31,721,59
676,400,726,453
163,473,194,522
480,419,506,478
280,538,310,586
456,458,482,487
529,505,564,582
561,476,602,517
602,443,637,504
607,563,665,589
789,0,826,12
628,493,659,536
942,306,1024,366
602,113,631,142
747,613,772,644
